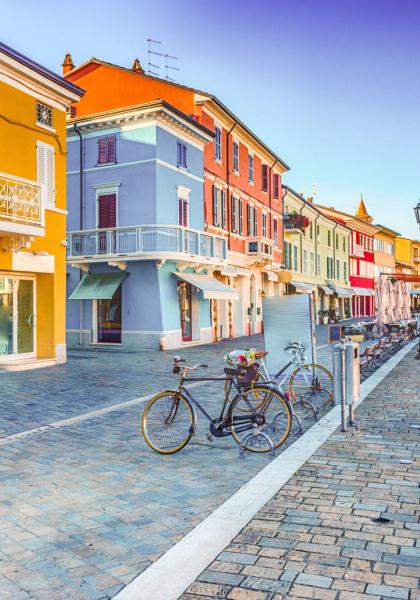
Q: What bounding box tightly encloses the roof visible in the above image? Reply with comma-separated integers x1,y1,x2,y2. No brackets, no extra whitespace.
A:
282,185,352,232
0,42,84,97
314,203,380,234
374,223,401,237
355,194,371,221
67,99,214,139
65,57,289,169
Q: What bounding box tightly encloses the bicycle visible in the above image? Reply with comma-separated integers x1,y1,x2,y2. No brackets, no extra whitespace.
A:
142,356,293,455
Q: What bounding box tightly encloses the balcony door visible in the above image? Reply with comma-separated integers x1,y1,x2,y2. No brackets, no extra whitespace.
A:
0,277,35,360
98,193,117,254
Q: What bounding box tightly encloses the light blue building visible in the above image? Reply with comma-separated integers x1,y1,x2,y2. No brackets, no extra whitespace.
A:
66,100,237,349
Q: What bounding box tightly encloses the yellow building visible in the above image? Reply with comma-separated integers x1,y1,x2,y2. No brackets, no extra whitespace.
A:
374,224,399,279
395,237,413,276
0,43,83,369
283,187,352,323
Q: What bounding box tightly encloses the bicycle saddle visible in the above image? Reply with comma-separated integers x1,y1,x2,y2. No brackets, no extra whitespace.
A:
254,351,268,358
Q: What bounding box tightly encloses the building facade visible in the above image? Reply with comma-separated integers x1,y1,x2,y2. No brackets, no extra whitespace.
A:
373,224,399,280
62,55,289,344
0,43,83,369
315,197,379,318
65,101,236,350
283,187,352,322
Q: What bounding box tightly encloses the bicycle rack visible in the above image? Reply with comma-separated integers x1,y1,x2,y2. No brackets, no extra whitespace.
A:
239,424,276,459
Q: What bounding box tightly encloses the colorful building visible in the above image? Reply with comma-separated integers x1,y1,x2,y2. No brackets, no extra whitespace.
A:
0,43,83,369
373,224,399,280
283,187,352,322
65,100,232,350
62,55,289,344
315,196,379,318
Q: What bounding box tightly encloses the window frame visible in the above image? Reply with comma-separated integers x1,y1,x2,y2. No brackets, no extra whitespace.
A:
97,135,117,166
214,126,222,162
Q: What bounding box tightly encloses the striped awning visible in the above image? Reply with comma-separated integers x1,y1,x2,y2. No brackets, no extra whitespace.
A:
290,281,315,294
265,271,278,282
351,287,375,297
334,287,353,298
318,285,334,296
219,265,238,277
69,273,125,300
173,272,239,300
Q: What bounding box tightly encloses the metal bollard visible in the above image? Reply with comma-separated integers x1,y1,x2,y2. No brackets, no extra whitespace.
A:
345,342,360,427
333,342,346,432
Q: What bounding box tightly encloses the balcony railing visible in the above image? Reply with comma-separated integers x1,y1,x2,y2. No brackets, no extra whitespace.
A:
284,212,310,233
0,172,43,227
246,236,274,258
350,243,365,258
67,225,227,262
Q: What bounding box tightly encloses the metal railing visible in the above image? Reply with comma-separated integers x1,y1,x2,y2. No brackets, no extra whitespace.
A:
67,224,227,261
0,172,43,226
350,243,364,258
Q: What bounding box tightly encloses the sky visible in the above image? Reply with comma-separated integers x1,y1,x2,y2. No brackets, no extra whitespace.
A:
2,0,420,238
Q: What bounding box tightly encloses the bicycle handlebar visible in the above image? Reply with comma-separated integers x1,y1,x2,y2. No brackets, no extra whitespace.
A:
172,356,208,374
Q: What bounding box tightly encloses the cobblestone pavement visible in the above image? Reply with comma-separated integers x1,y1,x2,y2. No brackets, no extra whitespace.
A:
180,349,420,600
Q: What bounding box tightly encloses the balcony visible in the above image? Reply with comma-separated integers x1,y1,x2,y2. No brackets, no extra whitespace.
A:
67,224,227,265
350,243,365,258
284,212,310,234
0,172,45,237
246,236,274,259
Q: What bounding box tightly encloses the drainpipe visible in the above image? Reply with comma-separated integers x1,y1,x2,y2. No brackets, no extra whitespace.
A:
314,214,319,275
332,223,338,320
268,159,277,240
74,124,84,345
299,204,305,273
226,120,237,250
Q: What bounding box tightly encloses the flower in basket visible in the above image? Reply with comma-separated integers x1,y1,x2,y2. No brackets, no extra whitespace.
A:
224,348,257,368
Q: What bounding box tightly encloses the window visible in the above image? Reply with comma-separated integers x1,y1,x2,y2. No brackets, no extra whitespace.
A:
247,205,257,236
262,212,267,237
343,237,346,252
309,221,313,240
317,254,321,275
310,252,315,275
317,225,320,242
273,219,278,246
36,141,55,207
344,261,347,281
231,196,243,235
293,245,298,272
98,136,116,165
212,186,226,228
350,258,357,276
36,102,53,128
98,194,117,228
214,126,222,161
177,141,187,168
336,234,339,250
284,241,292,270
327,256,334,279
303,250,308,273
178,197,189,227
262,164,268,192
233,141,239,172
336,259,340,280
248,154,254,183
273,174,279,199
328,230,331,246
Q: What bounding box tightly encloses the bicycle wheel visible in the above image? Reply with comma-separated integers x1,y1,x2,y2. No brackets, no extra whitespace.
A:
229,385,292,453
142,391,194,454
289,363,333,409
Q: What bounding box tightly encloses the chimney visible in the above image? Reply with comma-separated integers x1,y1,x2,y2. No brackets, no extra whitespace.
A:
62,53,74,76
307,197,313,203
132,58,145,74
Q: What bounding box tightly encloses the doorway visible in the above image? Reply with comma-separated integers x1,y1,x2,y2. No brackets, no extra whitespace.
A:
97,285,122,343
178,282,192,342
0,276,36,360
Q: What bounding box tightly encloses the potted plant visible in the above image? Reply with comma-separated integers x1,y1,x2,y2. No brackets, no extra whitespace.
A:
318,310,329,325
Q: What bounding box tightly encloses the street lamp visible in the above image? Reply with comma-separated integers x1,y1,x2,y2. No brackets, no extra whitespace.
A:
414,201,420,359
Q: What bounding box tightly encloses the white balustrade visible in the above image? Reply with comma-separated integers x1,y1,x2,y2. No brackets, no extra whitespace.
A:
0,172,43,226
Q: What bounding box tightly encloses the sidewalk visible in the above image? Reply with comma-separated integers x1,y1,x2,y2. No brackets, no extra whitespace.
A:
180,349,420,600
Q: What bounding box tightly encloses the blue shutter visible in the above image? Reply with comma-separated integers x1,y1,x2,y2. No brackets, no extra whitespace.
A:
182,144,187,168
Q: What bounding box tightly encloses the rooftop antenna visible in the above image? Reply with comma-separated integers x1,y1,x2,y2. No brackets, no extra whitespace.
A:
311,182,317,197
164,52,180,82
147,38,163,77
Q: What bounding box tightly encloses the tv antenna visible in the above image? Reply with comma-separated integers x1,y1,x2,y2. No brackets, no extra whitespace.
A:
147,38,163,77
164,52,180,82
311,182,318,197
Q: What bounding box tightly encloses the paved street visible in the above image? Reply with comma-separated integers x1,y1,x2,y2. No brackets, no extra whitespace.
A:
0,325,381,600
181,348,420,600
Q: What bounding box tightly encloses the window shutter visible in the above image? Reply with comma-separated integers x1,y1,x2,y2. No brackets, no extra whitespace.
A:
221,190,226,229
178,198,183,226
98,138,107,164
108,136,116,163
182,144,187,168
98,194,116,228
37,141,55,207
273,174,279,198
262,164,268,191
254,207,257,235
212,186,218,226
230,195,235,232
239,199,243,235
36,142,46,188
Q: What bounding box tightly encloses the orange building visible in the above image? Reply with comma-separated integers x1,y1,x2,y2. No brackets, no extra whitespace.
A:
62,55,289,339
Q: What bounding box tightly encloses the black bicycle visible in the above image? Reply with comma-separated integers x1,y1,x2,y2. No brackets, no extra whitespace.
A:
142,356,292,454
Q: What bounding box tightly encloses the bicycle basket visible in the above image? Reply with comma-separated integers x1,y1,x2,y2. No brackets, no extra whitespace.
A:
237,364,260,387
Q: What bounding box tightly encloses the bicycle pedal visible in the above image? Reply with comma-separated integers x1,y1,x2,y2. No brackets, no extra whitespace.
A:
206,434,214,442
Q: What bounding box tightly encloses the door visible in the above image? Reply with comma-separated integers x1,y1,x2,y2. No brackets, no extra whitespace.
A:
178,282,192,342
97,285,122,343
0,277,35,360
98,193,117,253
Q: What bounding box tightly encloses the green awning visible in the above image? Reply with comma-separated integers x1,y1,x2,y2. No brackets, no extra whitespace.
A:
172,272,239,300
69,273,125,300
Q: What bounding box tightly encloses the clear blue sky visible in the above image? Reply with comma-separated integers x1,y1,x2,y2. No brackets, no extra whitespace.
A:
3,0,420,238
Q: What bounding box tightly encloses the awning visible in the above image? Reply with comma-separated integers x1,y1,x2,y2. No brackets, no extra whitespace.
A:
264,271,278,282
69,273,126,300
410,289,420,296
219,265,238,277
334,287,353,298
235,267,251,277
173,272,239,300
290,281,315,294
318,285,334,296
351,287,375,297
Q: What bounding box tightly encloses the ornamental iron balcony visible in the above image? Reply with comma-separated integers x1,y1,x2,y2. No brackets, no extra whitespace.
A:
284,212,310,233
67,224,227,263
350,243,365,258
0,172,44,235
